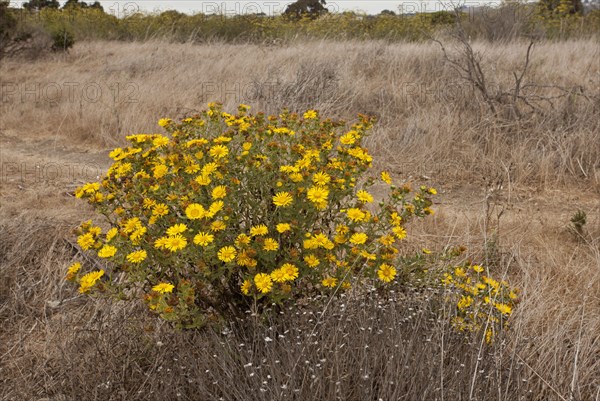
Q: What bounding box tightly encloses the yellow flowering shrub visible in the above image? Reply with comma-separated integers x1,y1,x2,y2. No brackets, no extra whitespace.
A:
69,103,436,328
443,261,519,343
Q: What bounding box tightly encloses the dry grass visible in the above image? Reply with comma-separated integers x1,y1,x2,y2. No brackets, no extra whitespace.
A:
1,39,599,401
1,39,599,184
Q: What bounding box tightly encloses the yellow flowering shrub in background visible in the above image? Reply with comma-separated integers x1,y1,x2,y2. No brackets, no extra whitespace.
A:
68,103,437,328
443,261,519,343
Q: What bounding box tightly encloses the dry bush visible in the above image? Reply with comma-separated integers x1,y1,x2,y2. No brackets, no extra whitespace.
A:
461,4,537,42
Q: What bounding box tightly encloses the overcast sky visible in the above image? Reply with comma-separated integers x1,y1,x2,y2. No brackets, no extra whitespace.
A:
17,1,503,16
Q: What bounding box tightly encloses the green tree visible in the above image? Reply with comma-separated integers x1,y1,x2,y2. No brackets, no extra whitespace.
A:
63,0,104,11
538,0,583,15
22,0,59,11
284,0,328,20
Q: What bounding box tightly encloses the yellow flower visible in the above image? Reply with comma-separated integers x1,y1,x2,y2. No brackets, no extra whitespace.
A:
164,236,187,252
212,185,227,199
377,263,396,283
195,174,211,186
296,157,311,170
485,328,494,344
213,136,233,144
428,187,437,195
235,234,251,247
495,303,512,315
127,250,147,263
312,172,331,186
483,277,499,291
208,200,224,216
202,162,218,176
349,232,368,245
290,172,303,182
280,263,299,281
303,110,317,119
105,227,118,242
276,223,291,233
108,148,124,161
270,268,287,283
115,163,132,177
152,282,174,294
307,186,329,206
322,277,338,288
379,235,395,246
98,245,117,258
346,208,367,222
78,270,104,293
340,131,357,145
157,118,172,127
254,273,273,293
313,233,334,250
211,220,226,232
360,250,377,260
153,136,170,148
153,164,168,178
334,233,347,244
241,279,252,295
88,226,102,237
125,134,146,143
356,190,374,203
67,261,81,275
390,212,402,226
152,203,169,217
273,191,293,207
77,233,95,250
250,224,268,236
303,237,318,249
422,248,432,254
458,295,473,310
166,223,187,236
65,262,81,280
193,232,214,246
131,227,145,243
381,171,392,184
186,203,207,220
263,238,279,251
304,254,320,268
218,246,237,262
392,226,407,239
122,217,141,234
184,163,200,174
83,182,100,194
209,145,229,159
472,264,484,273
348,147,372,163
237,251,256,268
154,237,168,249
